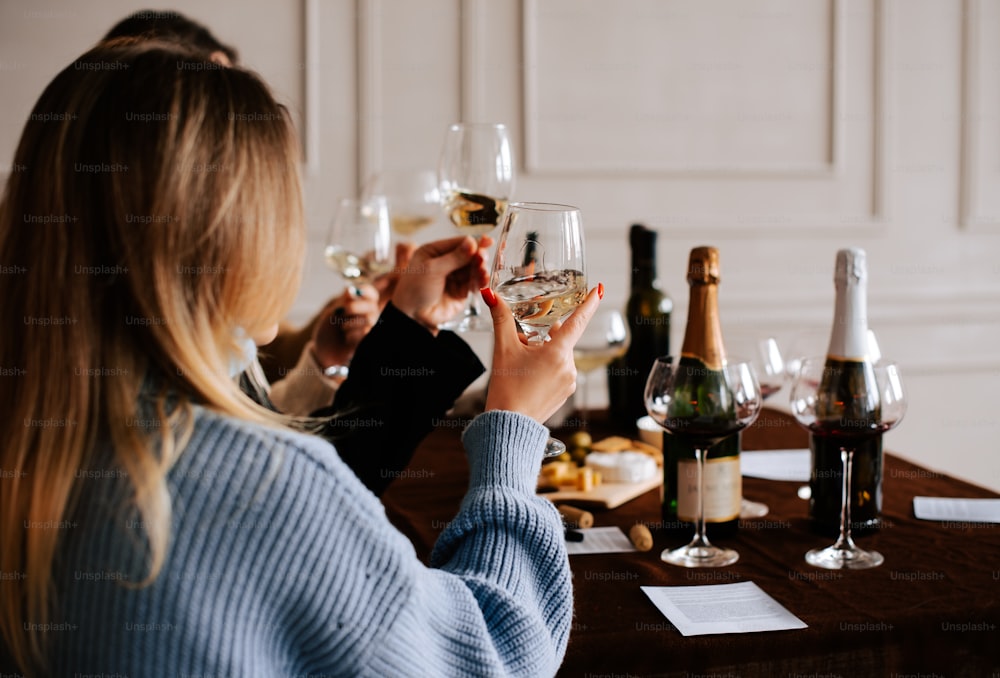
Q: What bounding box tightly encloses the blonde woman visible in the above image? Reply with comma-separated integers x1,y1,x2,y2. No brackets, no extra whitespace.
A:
0,41,601,676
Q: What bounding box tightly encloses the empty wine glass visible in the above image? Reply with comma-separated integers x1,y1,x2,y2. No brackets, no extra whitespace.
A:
789,358,906,569
362,169,441,242
324,196,393,288
645,357,762,567
491,202,586,457
439,122,515,331
727,334,787,519
573,308,629,430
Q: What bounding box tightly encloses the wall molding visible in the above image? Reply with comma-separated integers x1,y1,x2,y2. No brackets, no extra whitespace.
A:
959,0,1000,231
302,0,321,177
522,0,852,179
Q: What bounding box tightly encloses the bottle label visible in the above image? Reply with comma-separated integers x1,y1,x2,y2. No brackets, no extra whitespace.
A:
676,457,741,522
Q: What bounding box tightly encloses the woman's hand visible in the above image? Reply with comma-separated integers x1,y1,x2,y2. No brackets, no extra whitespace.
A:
311,285,380,368
390,235,492,334
482,283,604,424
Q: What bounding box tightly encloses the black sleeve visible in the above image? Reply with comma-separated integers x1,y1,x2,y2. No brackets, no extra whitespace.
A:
311,302,485,496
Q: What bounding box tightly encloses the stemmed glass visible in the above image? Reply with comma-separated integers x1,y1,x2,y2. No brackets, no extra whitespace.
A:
324,196,393,289
727,334,787,518
439,122,514,331
362,169,441,242
789,358,907,570
491,202,586,457
573,309,629,430
645,357,762,567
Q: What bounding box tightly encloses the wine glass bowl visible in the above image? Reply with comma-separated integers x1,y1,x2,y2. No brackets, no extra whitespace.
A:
790,358,907,570
438,123,514,331
644,357,762,567
573,308,630,429
362,169,441,240
727,334,787,518
491,202,587,456
324,196,392,287
491,202,586,343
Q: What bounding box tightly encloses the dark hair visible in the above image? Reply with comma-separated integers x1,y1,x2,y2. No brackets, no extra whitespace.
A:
102,9,239,64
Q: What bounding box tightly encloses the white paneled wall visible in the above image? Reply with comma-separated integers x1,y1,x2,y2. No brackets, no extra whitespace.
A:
1,0,998,491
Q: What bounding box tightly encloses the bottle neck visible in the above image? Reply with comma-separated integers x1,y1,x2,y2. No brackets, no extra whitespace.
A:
680,282,726,369
826,279,869,360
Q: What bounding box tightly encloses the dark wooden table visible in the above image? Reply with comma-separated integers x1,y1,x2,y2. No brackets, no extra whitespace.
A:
382,410,1000,677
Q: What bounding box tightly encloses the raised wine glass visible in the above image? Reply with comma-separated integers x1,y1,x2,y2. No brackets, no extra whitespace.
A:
324,196,393,289
491,202,586,457
362,169,441,242
439,122,514,331
789,358,906,569
644,357,762,567
727,334,787,518
573,308,629,430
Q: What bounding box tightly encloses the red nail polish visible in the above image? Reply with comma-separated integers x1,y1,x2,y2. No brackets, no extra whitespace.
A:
597,282,605,300
480,287,498,308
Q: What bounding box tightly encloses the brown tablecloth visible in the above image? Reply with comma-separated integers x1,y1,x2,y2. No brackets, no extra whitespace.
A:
381,410,1000,677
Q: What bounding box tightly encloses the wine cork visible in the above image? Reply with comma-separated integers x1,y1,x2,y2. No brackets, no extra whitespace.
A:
629,523,653,552
557,504,594,530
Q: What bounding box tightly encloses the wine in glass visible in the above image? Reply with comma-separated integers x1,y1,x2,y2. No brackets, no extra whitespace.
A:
324,196,393,288
439,122,514,331
645,357,762,567
573,308,629,430
727,334,787,518
362,169,441,241
491,202,587,457
789,357,906,569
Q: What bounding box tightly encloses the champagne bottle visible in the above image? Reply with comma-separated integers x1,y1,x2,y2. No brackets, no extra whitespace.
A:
607,224,672,431
661,247,741,538
809,247,883,536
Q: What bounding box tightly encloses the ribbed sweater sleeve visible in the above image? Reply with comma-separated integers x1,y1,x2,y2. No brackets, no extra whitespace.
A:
47,408,571,678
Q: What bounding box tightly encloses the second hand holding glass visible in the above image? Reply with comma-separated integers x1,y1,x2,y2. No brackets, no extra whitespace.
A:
491,202,587,457
645,357,762,567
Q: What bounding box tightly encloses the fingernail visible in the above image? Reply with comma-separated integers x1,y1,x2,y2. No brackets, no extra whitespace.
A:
597,282,604,300
480,287,497,308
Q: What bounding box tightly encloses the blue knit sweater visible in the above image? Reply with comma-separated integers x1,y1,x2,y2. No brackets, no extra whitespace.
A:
46,408,571,677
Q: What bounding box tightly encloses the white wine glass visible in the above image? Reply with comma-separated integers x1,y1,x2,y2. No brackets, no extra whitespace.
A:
573,308,629,430
491,202,586,457
645,357,762,567
439,122,514,332
324,196,393,288
727,334,787,519
362,169,441,242
790,358,906,570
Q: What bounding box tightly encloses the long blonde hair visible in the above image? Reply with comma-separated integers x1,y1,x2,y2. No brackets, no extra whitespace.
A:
0,40,304,672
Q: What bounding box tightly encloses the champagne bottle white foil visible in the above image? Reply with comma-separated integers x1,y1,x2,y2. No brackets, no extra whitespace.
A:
810,247,884,535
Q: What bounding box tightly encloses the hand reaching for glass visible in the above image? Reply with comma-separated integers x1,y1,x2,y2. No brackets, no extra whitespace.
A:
390,235,493,334
310,285,380,375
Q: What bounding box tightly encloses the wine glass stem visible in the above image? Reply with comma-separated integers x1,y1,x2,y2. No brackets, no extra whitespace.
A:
693,447,713,549
578,370,589,429
832,448,857,551
462,235,485,319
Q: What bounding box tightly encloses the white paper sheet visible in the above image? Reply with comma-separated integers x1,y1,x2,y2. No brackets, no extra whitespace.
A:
641,581,808,636
913,496,1000,524
565,526,636,555
740,449,811,482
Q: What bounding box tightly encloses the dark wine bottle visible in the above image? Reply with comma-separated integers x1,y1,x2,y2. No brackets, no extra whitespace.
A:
607,224,672,431
660,247,741,538
809,247,883,536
